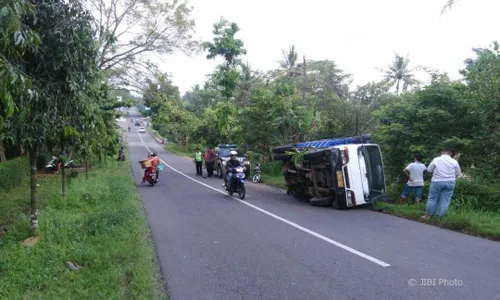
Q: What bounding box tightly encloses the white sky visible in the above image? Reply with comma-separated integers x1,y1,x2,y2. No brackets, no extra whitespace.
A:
154,0,500,95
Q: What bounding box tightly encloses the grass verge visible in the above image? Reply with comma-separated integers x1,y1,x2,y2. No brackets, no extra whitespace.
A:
261,174,286,189
375,201,500,241
0,159,167,299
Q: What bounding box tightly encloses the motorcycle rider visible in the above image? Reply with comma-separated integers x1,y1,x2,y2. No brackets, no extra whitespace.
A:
142,152,160,183
224,150,242,189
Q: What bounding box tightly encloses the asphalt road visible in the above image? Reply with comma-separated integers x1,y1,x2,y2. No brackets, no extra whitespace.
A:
124,115,500,300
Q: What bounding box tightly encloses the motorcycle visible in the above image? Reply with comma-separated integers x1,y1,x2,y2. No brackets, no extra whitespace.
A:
45,156,76,173
252,163,261,183
146,167,158,186
45,156,59,172
224,166,246,199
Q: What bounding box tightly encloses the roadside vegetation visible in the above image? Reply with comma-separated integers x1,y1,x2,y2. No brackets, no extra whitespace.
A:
0,157,166,299
142,17,500,241
1,0,196,297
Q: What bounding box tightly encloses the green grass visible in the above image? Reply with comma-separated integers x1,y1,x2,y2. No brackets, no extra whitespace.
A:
0,159,167,299
261,174,286,189
375,201,500,241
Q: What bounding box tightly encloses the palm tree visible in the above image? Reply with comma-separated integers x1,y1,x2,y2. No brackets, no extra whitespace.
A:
278,45,300,77
378,53,421,95
238,61,261,106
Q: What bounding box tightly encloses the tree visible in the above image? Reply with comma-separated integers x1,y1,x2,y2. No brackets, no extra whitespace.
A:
85,0,197,92
278,45,301,77
0,0,40,161
459,41,500,177
373,80,474,182
6,0,101,235
378,53,421,95
201,18,247,138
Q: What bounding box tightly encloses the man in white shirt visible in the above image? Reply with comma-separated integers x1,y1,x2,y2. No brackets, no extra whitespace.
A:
400,153,427,204
421,147,462,220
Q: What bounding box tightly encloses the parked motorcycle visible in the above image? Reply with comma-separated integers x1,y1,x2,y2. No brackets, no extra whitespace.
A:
45,156,76,173
252,163,261,183
225,166,246,199
45,156,59,172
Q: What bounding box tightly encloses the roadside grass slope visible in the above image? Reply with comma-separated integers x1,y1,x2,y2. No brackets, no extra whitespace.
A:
0,158,167,299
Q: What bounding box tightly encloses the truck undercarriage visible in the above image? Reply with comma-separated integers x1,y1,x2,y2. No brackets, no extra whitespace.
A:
276,148,341,206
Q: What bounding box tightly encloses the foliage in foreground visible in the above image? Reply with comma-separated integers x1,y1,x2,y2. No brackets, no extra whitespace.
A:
0,160,166,299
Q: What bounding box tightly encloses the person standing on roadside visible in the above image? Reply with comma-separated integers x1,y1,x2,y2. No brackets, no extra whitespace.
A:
421,147,462,220
399,153,427,205
194,147,203,176
204,146,216,178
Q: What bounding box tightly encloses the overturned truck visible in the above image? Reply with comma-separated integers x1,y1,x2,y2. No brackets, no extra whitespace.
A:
272,134,387,209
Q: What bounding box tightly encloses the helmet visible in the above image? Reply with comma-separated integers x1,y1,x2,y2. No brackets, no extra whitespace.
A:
229,150,237,159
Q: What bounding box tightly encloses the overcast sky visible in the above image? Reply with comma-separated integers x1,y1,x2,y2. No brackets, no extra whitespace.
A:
154,0,500,95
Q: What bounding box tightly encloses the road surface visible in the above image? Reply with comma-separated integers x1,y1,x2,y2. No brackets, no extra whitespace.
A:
125,115,500,300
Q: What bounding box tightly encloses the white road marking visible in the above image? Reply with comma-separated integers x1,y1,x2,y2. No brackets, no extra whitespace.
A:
135,129,391,268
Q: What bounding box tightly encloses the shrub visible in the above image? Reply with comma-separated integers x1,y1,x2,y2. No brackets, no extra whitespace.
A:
452,178,500,213
0,157,28,192
386,178,500,214
260,161,282,177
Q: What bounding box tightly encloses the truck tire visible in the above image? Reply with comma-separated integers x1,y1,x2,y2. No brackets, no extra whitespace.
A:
273,153,291,161
272,144,295,154
332,196,348,210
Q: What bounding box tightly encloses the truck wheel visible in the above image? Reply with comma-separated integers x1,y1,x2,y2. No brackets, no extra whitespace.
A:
332,198,347,210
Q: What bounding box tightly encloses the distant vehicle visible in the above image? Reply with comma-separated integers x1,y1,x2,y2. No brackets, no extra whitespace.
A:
215,144,250,178
135,121,140,126
138,127,146,133
272,134,386,209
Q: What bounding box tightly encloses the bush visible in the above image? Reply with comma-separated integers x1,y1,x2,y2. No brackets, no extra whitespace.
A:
387,178,500,214
260,161,282,177
452,179,500,213
0,157,28,192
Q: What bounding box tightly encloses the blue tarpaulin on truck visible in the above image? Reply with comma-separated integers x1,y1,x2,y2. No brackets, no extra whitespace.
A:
295,134,371,150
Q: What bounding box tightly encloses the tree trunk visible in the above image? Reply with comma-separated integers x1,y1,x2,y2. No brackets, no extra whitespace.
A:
0,140,6,162
29,149,39,236
61,142,66,196
61,165,66,196
85,161,89,179
99,151,102,168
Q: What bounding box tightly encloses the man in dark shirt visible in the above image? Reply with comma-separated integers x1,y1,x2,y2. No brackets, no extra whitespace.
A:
204,147,216,178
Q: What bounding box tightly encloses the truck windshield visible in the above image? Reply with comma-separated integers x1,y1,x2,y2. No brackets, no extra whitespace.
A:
359,145,386,200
